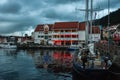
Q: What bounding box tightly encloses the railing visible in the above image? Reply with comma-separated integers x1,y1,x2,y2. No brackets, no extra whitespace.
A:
52,38,79,40
52,32,78,35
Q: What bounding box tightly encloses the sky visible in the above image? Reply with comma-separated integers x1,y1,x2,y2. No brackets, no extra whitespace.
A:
0,0,120,36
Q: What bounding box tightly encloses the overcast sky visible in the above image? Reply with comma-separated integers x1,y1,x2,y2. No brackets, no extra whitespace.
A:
0,0,120,36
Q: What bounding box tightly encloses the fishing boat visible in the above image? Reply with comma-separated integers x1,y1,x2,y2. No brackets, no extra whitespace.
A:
0,42,17,49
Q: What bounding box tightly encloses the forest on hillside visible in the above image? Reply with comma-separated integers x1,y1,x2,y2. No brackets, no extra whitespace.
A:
95,8,120,27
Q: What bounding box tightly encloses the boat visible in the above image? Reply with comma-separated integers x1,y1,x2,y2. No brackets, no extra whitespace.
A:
73,48,107,80
0,42,17,49
72,47,120,80
72,0,120,80
67,45,79,51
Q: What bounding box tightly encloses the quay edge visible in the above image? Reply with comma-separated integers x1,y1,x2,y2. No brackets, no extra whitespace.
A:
17,45,69,50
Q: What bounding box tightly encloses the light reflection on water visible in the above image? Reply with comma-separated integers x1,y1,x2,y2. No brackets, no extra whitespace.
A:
0,49,75,80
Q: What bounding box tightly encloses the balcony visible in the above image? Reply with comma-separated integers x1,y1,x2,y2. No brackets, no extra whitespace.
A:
53,32,78,35
52,38,79,40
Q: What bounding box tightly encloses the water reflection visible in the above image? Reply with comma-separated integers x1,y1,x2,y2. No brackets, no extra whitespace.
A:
50,51,73,73
29,50,74,73
4,49,18,58
0,49,74,80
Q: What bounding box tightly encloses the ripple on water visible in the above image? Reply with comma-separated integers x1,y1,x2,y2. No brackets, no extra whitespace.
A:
0,49,72,80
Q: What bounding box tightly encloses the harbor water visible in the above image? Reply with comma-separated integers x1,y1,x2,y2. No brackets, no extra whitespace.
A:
0,49,75,80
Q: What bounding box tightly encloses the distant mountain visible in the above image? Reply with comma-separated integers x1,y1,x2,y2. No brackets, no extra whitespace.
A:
95,9,120,26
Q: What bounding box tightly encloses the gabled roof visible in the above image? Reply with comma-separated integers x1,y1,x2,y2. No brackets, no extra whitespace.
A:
34,24,53,32
53,22,79,29
34,24,44,32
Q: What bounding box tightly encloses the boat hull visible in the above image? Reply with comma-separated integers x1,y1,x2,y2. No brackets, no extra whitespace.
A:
72,62,120,80
72,62,110,80
0,43,17,49
67,48,79,51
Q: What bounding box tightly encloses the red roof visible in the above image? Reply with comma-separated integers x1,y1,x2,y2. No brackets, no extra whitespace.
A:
88,26,100,34
113,33,120,41
34,24,44,32
53,22,79,29
92,26,100,34
79,22,86,30
34,22,101,34
34,24,53,32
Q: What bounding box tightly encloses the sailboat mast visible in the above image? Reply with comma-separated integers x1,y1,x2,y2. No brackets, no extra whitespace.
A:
108,0,110,27
90,0,93,43
78,0,100,45
85,0,89,45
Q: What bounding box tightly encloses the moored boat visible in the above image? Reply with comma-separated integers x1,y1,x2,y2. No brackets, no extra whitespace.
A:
72,47,120,80
0,42,17,49
67,45,79,51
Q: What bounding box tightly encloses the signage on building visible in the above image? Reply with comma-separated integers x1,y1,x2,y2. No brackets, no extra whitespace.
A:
44,25,49,34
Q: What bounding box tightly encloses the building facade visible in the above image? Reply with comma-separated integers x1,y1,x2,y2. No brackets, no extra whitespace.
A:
34,21,100,46
52,22,86,46
34,24,53,45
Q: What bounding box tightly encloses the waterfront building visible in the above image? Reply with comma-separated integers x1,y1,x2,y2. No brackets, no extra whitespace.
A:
88,26,101,42
0,36,17,43
34,21,101,46
52,22,85,46
0,36,7,43
102,24,120,44
34,24,53,45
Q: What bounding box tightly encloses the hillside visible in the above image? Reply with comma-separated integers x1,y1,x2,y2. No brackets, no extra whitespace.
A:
95,8,120,26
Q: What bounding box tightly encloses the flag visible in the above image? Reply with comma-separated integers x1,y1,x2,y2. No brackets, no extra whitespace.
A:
99,25,102,30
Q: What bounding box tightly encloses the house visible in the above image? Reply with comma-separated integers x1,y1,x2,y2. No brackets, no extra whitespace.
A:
0,36,7,43
52,22,86,46
102,24,120,42
33,21,101,46
112,24,120,44
88,26,101,42
34,24,53,45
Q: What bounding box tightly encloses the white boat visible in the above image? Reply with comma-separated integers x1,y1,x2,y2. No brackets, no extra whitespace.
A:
88,43,96,56
0,42,17,49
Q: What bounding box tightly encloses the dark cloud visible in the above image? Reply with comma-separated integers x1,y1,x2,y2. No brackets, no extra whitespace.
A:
0,14,38,34
94,0,120,10
0,1,21,14
44,0,80,4
43,8,83,21
0,0,119,36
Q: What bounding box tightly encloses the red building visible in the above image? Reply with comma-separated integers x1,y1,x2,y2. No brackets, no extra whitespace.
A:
34,21,100,46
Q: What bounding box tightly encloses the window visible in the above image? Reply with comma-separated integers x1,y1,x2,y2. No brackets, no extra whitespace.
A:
38,35,40,38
